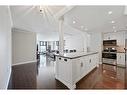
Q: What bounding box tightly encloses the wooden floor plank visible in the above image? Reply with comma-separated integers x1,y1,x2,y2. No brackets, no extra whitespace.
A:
8,55,126,89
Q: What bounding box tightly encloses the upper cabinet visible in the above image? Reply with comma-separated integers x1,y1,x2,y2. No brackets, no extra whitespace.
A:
103,31,125,47
103,32,117,40
116,31,125,47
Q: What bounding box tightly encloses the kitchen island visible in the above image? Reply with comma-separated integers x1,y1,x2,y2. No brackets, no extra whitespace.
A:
55,51,99,89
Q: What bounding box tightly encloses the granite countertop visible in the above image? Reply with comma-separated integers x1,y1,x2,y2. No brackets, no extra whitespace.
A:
55,51,98,59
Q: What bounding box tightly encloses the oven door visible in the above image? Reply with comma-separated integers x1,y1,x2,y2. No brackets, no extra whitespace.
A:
102,52,116,59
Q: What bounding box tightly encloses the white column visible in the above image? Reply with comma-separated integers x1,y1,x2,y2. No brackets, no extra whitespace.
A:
59,17,64,55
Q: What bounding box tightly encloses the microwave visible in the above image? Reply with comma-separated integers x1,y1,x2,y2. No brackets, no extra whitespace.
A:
103,40,116,46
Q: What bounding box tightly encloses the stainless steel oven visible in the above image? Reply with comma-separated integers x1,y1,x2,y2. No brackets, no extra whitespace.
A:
103,40,116,46
102,52,116,59
102,40,117,65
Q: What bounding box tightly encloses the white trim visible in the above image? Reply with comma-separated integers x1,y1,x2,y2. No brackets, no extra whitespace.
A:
12,60,37,66
5,68,11,89
55,77,76,90
8,6,13,27
54,6,75,19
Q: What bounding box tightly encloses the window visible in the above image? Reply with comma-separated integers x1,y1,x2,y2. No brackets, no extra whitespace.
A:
40,41,47,46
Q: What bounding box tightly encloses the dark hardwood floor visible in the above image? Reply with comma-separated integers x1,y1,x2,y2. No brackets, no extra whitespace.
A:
77,64,125,89
8,55,127,89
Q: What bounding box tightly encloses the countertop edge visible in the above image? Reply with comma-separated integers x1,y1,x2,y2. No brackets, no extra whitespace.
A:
55,52,98,59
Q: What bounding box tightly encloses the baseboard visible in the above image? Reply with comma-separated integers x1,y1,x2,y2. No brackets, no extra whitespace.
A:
12,60,37,66
56,77,76,90
6,68,11,89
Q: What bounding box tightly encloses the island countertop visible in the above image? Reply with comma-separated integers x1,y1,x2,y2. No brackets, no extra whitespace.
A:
55,51,98,59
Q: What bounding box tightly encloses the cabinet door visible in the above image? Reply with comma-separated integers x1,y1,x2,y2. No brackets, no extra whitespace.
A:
104,33,117,40
87,54,98,73
91,54,98,67
86,55,94,73
117,32,125,47
103,33,110,40
80,57,88,78
72,58,81,83
57,57,72,83
117,53,125,66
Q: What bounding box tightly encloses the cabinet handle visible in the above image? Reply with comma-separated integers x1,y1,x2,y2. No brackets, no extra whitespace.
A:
89,59,91,63
64,59,67,62
81,62,83,67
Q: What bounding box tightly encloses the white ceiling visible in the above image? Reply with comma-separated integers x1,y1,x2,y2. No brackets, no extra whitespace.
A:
64,6,127,33
10,6,127,34
10,6,65,33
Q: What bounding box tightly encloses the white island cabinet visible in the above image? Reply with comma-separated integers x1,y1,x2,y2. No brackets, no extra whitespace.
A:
55,52,99,89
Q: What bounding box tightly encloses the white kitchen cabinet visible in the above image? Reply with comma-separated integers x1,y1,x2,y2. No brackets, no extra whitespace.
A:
76,53,99,82
116,31,125,47
87,54,98,72
103,33,117,40
80,56,89,79
72,58,81,83
56,57,72,84
103,31,125,67
117,53,125,67
103,31,125,47
55,52,99,89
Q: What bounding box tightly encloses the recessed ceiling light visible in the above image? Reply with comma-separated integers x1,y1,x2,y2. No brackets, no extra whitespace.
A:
72,21,76,24
84,28,88,31
80,25,84,29
111,21,115,24
108,11,113,15
114,30,117,32
113,26,116,29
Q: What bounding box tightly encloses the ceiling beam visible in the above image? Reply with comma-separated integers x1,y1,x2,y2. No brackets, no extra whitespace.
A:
54,6,75,19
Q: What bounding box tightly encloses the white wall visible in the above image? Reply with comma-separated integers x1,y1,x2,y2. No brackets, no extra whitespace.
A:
90,31,102,63
37,24,89,53
0,6,12,89
64,24,88,52
64,32,88,52
37,32,59,42
12,28,36,65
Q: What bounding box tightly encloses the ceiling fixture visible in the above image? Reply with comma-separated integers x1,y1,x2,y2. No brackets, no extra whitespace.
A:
111,20,115,24
73,20,76,24
113,26,116,29
114,30,117,32
80,25,84,29
39,6,46,14
108,11,113,15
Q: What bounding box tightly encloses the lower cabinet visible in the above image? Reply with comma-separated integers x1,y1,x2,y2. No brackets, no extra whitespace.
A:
117,53,125,67
55,53,99,89
72,53,99,84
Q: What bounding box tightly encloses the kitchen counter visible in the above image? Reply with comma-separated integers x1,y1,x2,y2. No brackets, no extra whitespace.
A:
55,51,99,89
55,51,98,59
